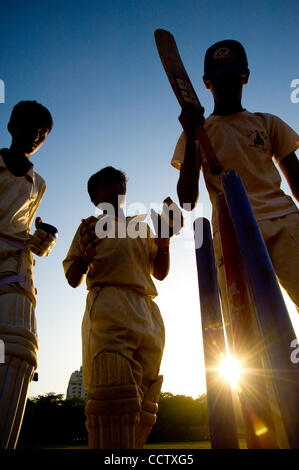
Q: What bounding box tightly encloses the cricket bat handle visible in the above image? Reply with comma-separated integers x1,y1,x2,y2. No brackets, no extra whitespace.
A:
196,126,223,175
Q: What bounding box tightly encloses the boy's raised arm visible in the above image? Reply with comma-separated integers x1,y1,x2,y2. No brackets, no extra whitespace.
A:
177,104,203,209
177,139,200,210
150,198,183,281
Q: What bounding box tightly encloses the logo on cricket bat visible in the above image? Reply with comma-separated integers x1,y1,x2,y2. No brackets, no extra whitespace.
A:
175,77,198,104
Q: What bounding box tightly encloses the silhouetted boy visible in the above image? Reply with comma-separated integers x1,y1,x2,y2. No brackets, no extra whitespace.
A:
63,166,182,449
0,101,56,448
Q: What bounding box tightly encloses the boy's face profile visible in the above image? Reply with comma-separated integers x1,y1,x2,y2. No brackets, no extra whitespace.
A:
203,40,249,113
204,70,249,107
93,179,126,209
10,120,49,157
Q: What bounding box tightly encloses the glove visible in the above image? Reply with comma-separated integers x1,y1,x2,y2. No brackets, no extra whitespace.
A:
79,216,103,263
178,103,205,140
151,197,184,238
29,217,58,257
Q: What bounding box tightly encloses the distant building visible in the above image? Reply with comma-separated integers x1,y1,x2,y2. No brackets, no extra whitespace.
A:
66,366,88,399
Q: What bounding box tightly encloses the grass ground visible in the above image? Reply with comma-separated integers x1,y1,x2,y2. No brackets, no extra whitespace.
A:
145,439,247,449
27,440,247,450
145,441,212,449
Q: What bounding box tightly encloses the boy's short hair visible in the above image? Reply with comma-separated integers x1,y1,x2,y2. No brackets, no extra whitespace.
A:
87,166,128,202
8,100,53,134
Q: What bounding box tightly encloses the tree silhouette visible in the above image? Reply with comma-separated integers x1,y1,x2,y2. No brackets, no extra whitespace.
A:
148,393,210,442
18,393,87,447
18,392,212,447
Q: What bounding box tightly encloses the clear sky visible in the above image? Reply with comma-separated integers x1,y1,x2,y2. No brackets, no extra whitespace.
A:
0,0,298,399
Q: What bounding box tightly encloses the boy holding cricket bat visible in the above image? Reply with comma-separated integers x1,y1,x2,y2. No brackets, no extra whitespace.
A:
172,39,299,311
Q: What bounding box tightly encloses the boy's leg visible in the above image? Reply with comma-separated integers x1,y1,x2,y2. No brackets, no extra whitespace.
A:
135,375,163,449
83,289,142,449
85,352,141,449
134,299,165,449
84,287,164,449
259,213,299,312
0,356,35,448
0,291,37,449
7,358,35,448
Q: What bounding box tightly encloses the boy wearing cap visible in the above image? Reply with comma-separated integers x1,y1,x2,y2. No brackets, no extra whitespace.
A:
172,39,299,312
0,101,56,449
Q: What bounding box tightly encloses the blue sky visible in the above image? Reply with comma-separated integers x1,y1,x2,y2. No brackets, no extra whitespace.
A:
0,0,298,398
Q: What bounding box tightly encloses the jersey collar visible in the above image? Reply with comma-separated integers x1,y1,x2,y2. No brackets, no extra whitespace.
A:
0,149,35,180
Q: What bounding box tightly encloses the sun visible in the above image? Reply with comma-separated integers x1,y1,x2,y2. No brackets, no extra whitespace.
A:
219,355,242,389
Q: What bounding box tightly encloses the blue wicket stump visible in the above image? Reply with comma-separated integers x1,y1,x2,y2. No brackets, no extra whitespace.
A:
216,191,279,449
194,217,239,449
194,170,299,449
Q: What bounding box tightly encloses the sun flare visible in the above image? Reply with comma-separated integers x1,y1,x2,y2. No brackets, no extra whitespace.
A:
219,356,242,389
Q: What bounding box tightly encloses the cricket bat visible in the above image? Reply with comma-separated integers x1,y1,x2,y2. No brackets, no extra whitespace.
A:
154,29,222,175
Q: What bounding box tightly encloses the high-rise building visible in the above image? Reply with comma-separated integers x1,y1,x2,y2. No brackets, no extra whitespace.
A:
66,366,88,399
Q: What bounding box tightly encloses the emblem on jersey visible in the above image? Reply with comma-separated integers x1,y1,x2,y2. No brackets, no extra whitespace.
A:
248,130,267,151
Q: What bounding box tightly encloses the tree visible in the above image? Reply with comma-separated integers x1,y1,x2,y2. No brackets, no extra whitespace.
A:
148,393,210,442
18,393,87,447
18,392,211,447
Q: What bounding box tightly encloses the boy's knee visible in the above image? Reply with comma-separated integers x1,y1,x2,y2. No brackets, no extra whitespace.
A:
86,351,141,412
85,352,141,448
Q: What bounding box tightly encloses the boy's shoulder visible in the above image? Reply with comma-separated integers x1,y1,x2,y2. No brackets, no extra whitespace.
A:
248,111,280,132
0,147,46,190
206,110,279,122
248,112,298,138
33,169,46,189
251,111,279,123
206,110,288,135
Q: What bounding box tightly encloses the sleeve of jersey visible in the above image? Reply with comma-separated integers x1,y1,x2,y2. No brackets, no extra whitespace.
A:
62,225,83,277
269,115,299,163
171,131,187,170
28,176,46,230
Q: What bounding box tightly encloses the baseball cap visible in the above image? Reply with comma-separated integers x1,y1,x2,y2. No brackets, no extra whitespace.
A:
204,40,248,81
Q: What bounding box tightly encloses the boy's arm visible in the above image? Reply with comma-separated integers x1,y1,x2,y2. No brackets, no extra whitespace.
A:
66,258,91,288
150,199,183,281
177,139,200,210
64,217,100,288
278,151,299,202
153,239,170,281
177,105,204,210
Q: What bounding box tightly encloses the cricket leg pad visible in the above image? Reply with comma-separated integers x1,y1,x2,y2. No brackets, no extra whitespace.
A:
85,352,141,449
0,355,35,449
0,292,37,448
135,375,163,448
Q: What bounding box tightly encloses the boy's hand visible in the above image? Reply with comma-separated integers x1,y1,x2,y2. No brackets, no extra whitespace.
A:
28,217,58,256
150,209,167,239
151,197,184,239
178,103,205,140
80,216,102,263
